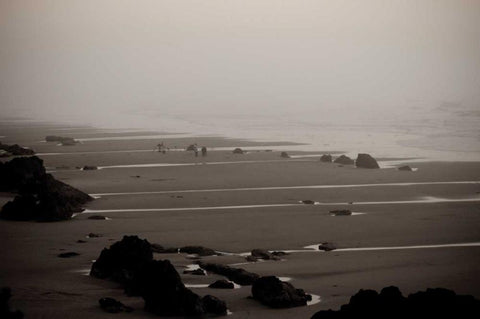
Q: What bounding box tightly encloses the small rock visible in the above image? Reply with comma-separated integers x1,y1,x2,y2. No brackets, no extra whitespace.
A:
87,233,102,238
398,165,413,171
301,200,315,205
330,210,352,216
58,252,80,258
201,295,228,315
183,269,206,276
99,297,133,313
318,242,336,251
355,153,380,169
82,165,98,170
179,246,217,256
280,152,290,158
252,276,311,308
320,154,332,162
209,280,235,289
88,215,107,220
232,148,244,154
246,255,259,262
77,240,87,243
334,155,354,165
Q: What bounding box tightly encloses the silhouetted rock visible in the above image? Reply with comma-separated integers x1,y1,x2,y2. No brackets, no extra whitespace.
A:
252,276,311,308
0,156,45,191
87,233,102,238
88,215,107,220
398,165,413,171
202,295,228,315
311,286,480,319
251,249,278,260
1,287,24,319
209,280,235,289
90,235,153,285
0,142,34,156
334,155,354,165
179,246,217,256
280,152,290,158
82,166,97,170
320,154,332,162
99,297,133,313
318,242,336,251
199,262,259,286
301,200,316,205
58,252,79,258
232,148,244,154
0,195,37,221
355,153,380,169
330,210,352,216
186,144,197,151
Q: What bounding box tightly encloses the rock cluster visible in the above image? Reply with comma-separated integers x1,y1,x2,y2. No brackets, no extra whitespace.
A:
252,276,312,308
0,142,34,156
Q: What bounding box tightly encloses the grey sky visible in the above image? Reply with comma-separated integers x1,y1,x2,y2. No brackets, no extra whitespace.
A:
1,0,479,123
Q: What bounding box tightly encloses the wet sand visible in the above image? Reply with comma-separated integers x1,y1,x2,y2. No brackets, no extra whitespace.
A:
1,121,480,318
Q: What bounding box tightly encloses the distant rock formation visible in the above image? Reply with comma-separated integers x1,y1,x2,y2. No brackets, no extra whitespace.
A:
252,276,311,308
232,148,244,154
45,136,77,146
398,165,413,171
355,153,380,169
320,154,332,162
330,209,352,216
311,286,480,318
318,242,337,251
334,155,354,165
82,165,98,170
280,152,290,158
0,156,93,221
0,142,34,156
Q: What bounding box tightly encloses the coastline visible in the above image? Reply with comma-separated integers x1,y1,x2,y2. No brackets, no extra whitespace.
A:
1,119,480,318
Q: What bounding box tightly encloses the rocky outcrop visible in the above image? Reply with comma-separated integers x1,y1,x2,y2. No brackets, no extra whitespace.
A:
355,153,380,169
198,262,259,286
201,295,228,315
280,152,290,158
251,249,278,261
252,276,311,308
179,246,217,256
232,148,244,154
0,156,92,221
330,210,352,216
311,286,480,318
99,297,133,313
334,155,354,165
320,154,332,162
1,287,23,319
0,142,34,156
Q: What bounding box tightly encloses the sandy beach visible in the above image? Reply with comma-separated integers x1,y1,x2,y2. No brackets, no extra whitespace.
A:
1,120,479,318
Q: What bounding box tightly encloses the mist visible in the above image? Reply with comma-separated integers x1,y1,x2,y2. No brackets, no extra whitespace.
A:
1,0,480,128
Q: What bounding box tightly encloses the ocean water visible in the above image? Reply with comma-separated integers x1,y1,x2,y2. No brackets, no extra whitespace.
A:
84,105,480,161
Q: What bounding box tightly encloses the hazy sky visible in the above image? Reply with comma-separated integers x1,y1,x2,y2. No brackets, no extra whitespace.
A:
1,0,479,124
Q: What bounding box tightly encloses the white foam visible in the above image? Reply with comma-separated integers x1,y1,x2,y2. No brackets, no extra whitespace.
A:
307,294,322,306
90,181,480,197
184,284,209,288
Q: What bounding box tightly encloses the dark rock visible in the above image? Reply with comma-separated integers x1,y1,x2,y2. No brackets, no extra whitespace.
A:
185,144,197,151
232,148,244,154
77,240,87,243
88,215,107,220
90,235,153,286
311,286,480,319
355,153,380,169
280,152,290,158
0,156,46,192
271,251,288,257
398,165,413,171
179,246,217,256
99,297,133,313
301,200,315,205
183,269,206,276
333,155,354,165
1,287,24,319
199,262,259,286
0,195,37,221
209,280,235,289
151,245,178,254
330,210,352,216
251,249,277,260
58,252,79,258
82,166,98,170
318,242,336,251
246,255,259,262
87,233,102,238
252,276,311,308
0,142,34,156
320,154,333,162
202,295,228,315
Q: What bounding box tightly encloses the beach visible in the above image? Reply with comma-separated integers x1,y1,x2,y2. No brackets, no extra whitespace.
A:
1,120,480,318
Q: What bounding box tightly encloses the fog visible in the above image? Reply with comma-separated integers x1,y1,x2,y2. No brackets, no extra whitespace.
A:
1,0,479,127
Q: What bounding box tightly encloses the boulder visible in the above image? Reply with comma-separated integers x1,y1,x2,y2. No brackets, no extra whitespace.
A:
232,148,244,154
320,154,332,162
355,153,380,169
99,297,133,313
311,286,480,318
280,152,290,158
209,280,235,289
179,246,217,256
252,276,311,308
201,295,228,315
87,233,102,238
88,215,107,220
251,249,277,260
330,210,352,216
398,165,413,171
82,166,98,170
334,155,354,165
198,262,259,286
0,142,34,156
301,200,315,205
318,242,336,251
90,235,153,285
